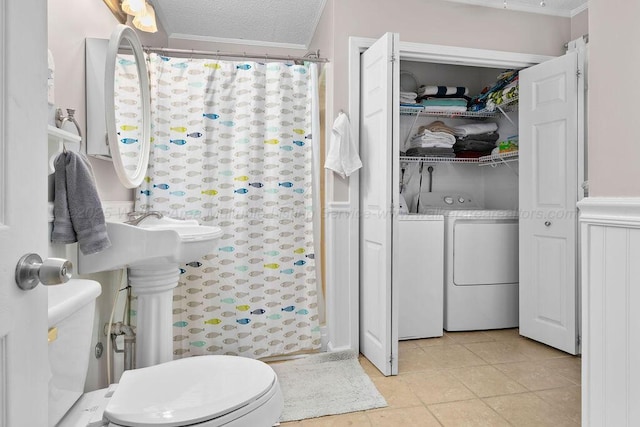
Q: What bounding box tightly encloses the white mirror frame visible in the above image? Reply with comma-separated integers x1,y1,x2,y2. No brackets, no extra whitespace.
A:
105,24,151,189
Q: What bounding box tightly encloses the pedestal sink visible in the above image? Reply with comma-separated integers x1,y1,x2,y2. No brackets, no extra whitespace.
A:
78,217,223,368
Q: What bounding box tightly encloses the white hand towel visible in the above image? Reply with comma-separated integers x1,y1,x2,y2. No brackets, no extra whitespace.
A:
324,113,362,179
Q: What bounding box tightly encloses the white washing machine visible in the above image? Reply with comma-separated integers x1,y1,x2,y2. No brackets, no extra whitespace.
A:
417,192,519,331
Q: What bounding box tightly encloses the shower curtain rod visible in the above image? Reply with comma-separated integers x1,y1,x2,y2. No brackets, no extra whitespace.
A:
142,46,329,63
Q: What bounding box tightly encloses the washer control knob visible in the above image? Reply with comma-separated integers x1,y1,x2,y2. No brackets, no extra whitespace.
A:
458,197,465,203
444,196,454,205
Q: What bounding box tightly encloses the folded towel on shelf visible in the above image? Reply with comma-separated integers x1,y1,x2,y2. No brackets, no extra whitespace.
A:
411,141,455,148
420,98,468,108
52,150,111,255
418,85,469,97
421,121,457,135
455,151,492,159
324,112,362,179
406,147,455,157
410,129,456,147
453,122,499,137
400,91,418,103
453,139,497,152
422,105,468,113
456,132,500,143
400,103,424,109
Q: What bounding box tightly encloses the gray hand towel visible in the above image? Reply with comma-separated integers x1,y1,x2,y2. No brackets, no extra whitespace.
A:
51,151,111,255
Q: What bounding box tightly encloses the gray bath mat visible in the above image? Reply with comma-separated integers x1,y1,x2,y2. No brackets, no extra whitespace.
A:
270,350,387,422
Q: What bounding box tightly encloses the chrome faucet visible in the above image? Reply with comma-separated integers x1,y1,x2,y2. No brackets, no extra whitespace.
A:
125,211,164,226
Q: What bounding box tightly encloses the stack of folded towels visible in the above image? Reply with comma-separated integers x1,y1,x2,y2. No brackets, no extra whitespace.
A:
400,91,419,105
406,120,457,157
417,85,470,112
452,122,500,158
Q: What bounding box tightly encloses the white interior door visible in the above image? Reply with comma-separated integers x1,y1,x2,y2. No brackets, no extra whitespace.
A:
0,1,50,424
359,32,399,376
519,51,579,355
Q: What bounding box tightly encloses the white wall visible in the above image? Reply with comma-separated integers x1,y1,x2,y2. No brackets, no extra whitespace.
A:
49,0,139,201
571,9,589,41
588,0,640,197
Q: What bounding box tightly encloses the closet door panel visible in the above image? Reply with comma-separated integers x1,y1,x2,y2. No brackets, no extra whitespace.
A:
359,32,399,376
519,51,579,355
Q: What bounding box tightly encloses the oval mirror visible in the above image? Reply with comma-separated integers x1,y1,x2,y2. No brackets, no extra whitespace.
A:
105,24,150,189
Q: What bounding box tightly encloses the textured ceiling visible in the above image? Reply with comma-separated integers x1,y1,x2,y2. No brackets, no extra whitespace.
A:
151,0,587,49
152,0,327,49
441,0,588,17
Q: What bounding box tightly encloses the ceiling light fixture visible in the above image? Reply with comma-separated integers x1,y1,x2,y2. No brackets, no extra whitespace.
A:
132,2,158,33
121,0,145,16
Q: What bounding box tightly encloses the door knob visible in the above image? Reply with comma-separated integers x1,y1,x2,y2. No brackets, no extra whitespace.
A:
15,253,72,291
544,221,552,227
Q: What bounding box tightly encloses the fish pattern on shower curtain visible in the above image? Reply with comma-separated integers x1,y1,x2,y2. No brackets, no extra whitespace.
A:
134,54,321,359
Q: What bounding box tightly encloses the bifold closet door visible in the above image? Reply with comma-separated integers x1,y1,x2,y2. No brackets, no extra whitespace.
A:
519,51,579,355
359,32,399,376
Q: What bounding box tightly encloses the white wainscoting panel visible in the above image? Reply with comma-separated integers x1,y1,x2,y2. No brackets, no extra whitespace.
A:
325,203,359,352
579,197,640,427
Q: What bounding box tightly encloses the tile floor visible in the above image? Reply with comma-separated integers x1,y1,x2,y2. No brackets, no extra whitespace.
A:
281,329,581,426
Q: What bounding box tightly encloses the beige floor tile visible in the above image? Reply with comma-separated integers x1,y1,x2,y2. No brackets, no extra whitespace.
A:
359,355,384,379
421,344,486,369
416,335,456,347
481,328,521,341
494,360,576,391
445,330,495,344
484,392,579,426
370,376,422,409
280,422,304,427
448,365,527,397
368,405,441,426
513,338,572,360
540,356,582,385
399,339,420,350
398,347,440,373
403,371,475,404
536,385,581,424
429,398,511,426
300,411,371,426
463,341,531,364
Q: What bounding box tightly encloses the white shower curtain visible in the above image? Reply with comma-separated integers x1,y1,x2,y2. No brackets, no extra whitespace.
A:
134,54,321,359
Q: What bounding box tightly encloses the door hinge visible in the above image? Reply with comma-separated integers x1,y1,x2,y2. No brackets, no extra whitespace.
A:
576,69,582,78
577,335,581,346
389,354,394,364
390,54,396,63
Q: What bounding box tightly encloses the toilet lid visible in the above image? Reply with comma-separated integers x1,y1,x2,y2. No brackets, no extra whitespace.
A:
104,355,277,427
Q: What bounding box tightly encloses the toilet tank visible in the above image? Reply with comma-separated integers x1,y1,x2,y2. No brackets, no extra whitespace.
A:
47,279,101,427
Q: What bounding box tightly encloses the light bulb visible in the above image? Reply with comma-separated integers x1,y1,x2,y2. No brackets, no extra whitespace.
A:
121,0,145,16
133,2,158,33
540,0,546,6
503,0,507,8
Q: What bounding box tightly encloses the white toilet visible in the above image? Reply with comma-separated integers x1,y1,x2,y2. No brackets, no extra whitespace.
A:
48,279,284,427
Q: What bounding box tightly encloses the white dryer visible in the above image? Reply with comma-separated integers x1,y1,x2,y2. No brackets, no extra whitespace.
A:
417,192,519,331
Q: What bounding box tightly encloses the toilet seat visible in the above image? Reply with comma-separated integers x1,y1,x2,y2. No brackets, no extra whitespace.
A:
104,355,281,427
